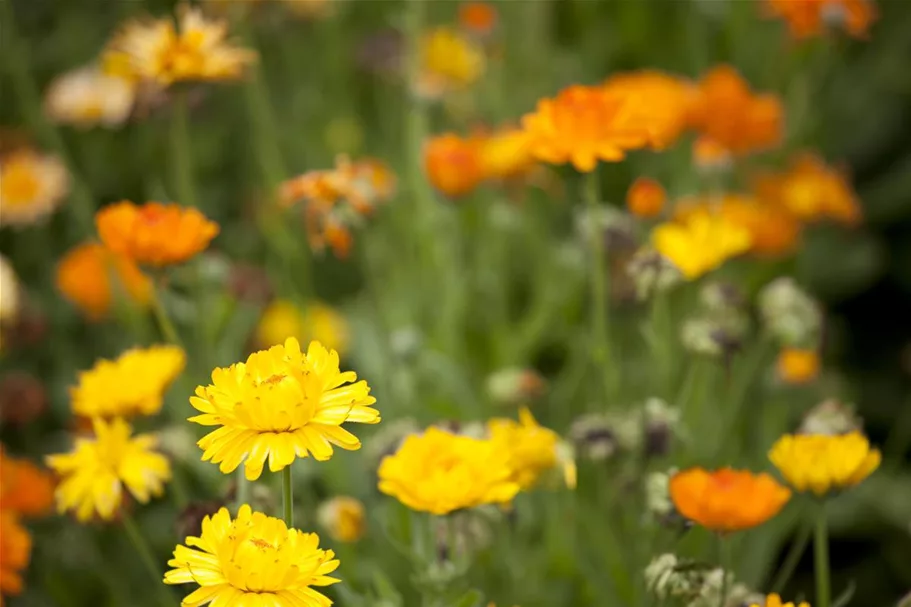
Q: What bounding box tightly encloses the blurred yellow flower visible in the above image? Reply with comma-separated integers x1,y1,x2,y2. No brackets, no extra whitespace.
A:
626,177,666,219
71,345,186,419
378,426,520,515
190,338,379,480
488,407,569,490
764,0,876,39
416,27,485,99
750,593,810,607
44,66,135,128
768,431,880,496
602,70,697,150
776,348,820,385
0,510,31,602
46,417,171,522
0,448,55,517
424,132,484,197
0,255,19,326
0,149,69,227
256,300,350,357
316,496,366,543
56,242,153,319
479,127,536,181
652,212,752,279
96,201,219,267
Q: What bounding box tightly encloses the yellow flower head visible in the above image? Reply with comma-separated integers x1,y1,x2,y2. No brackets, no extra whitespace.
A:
768,431,880,496
164,505,340,607
316,496,366,543
0,149,69,227
255,300,350,358
750,593,810,607
44,65,136,128
776,348,820,385
190,338,379,480
378,426,521,515
651,212,752,279
46,417,171,522
71,345,186,419
415,26,485,99
487,407,561,490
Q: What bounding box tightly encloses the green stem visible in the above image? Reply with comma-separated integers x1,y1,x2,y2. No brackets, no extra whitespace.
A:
771,519,812,594
235,467,250,513
584,171,615,400
716,534,730,607
150,280,183,346
121,513,173,607
170,88,198,208
815,502,831,607
282,464,293,528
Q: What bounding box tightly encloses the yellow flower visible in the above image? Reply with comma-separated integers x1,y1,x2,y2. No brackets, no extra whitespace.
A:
316,496,366,543
768,431,880,496
0,255,20,325
415,27,485,99
44,65,136,128
776,348,820,385
164,505,340,607
71,345,186,419
487,407,564,490
652,212,752,279
0,149,69,227
46,417,171,522
378,427,520,515
749,593,810,607
255,300,350,358
190,338,379,480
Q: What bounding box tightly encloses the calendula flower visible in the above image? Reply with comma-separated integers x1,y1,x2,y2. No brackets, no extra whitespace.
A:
768,431,880,495
669,468,791,532
0,511,31,603
764,0,876,39
487,407,567,490
46,417,171,522
0,256,19,326
776,348,820,384
478,127,535,181
0,449,55,517
603,70,697,149
415,27,485,99
424,133,484,197
378,427,520,515
96,201,219,266
56,242,153,319
316,496,366,543
255,300,350,358
44,65,136,128
0,149,69,227
102,5,256,86
164,505,340,607
627,177,667,218
71,345,186,419
652,212,752,279
191,338,378,480
750,593,810,607
521,84,653,172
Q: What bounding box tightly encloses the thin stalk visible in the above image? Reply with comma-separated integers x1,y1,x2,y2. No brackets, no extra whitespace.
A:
150,280,182,346
235,467,250,513
121,513,173,607
771,520,812,594
584,171,616,400
815,502,831,607
716,534,730,607
282,465,294,528
170,88,198,208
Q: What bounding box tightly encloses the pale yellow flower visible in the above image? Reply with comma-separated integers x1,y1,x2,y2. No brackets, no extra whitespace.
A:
415,27,485,99
44,65,136,128
0,149,69,227
316,496,366,543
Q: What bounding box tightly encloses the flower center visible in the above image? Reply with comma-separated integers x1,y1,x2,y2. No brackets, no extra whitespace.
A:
0,163,41,206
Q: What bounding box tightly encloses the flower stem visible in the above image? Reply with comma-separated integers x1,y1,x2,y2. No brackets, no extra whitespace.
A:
121,513,173,607
584,171,616,400
771,518,811,593
815,502,831,607
716,533,730,607
235,467,250,513
170,88,198,208
150,280,182,346
282,465,293,528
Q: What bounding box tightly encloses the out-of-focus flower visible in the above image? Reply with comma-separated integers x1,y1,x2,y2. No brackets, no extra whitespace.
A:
0,256,19,329
627,248,683,300
681,314,749,359
0,511,31,602
364,417,419,469
764,0,877,39
459,2,498,37
71,345,186,419
378,427,520,515
749,593,810,607
799,399,862,435
424,133,484,197
255,300,350,358
485,368,546,406
415,27,485,99
44,65,135,128
647,554,763,607
0,373,47,426
164,505,339,606
689,65,783,156
669,468,791,532
317,496,366,543
776,347,820,384
56,242,153,319
0,149,69,227
102,6,256,86
645,471,674,519
191,338,378,480
692,136,733,172
96,201,219,267
478,127,536,182
768,431,880,496
569,411,638,461
758,277,822,347
46,417,171,522
652,212,752,279
626,177,667,218
643,398,683,456
602,70,697,150
487,407,571,490
0,449,54,517
700,281,746,315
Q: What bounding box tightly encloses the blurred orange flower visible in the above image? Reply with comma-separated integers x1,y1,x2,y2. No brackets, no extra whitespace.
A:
764,0,877,39
626,177,666,218
96,201,219,266
56,242,152,319
603,70,697,150
777,348,820,384
692,136,733,171
479,127,536,182
424,133,484,197
0,510,31,601
459,2,498,36
669,467,791,532
0,449,55,517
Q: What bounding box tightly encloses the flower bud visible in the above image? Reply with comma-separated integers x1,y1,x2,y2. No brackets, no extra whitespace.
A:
317,496,366,543
799,399,862,436
645,471,673,519
643,398,682,456
700,281,745,315
758,277,822,347
485,367,546,406
627,248,683,301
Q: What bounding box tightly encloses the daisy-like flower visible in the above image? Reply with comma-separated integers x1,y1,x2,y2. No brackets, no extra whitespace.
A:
652,212,753,279
626,177,667,219
0,448,55,517
768,431,880,495
164,505,340,607
776,348,821,385
487,407,573,490
316,496,366,543
0,510,31,603
255,300,350,358
46,417,171,522
96,201,219,266
56,242,153,319
71,345,186,419
190,338,379,480
424,132,485,197
0,149,69,227
44,65,136,128
750,593,810,607
764,0,877,39
415,26,485,99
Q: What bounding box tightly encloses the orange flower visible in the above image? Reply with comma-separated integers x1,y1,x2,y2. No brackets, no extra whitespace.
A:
56,242,152,319
692,136,733,171
96,201,219,266
459,1,498,36
479,127,535,181
777,348,820,384
424,133,484,197
669,467,791,532
690,66,783,156
0,449,54,517
0,510,31,601
521,84,652,172
603,70,697,150
764,0,877,39
626,178,666,218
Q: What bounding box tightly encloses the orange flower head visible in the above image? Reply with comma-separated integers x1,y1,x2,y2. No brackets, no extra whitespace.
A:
764,0,877,39
669,467,791,532
56,242,152,320
603,70,698,150
96,201,219,266
777,348,820,384
479,127,535,181
424,133,484,197
521,84,652,172
0,511,31,600
626,177,667,218
459,2,498,36
0,448,55,517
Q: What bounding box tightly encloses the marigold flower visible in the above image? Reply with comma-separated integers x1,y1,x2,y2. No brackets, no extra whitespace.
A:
415,27,485,99
776,348,820,384
424,133,484,197
0,449,55,517
56,242,153,319
46,417,171,522
603,70,698,149
164,505,340,607
487,407,565,490
768,431,880,496
0,511,31,601
96,201,219,266
459,2,498,36
191,338,378,480
316,496,366,543
652,212,752,279
378,426,520,515
44,65,136,128
478,127,536,181
626,178,667,218
764,0,877,39
750,593,810,607
0,149,69,227
255,300,350,358
71,345,186,419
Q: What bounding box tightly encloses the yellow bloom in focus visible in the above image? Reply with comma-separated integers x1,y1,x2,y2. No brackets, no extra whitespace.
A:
164,505,340,607
316,496,366,543
0,448,55,517
0,511,31,602
44,65,136,128
488,407,564,490
416,27,485,99
652,212,752,279
0,149,69,227
71,345,186,419
190,338,379,480
256,300,350,358
750,593,810,607
55,242,153,320
768,431,880,496
46,417,171,522
776,348,820,385
378,426,520,515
